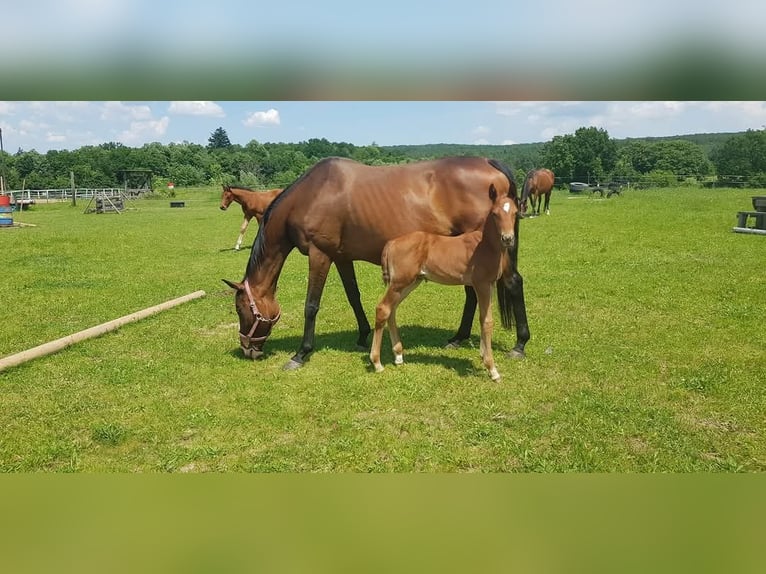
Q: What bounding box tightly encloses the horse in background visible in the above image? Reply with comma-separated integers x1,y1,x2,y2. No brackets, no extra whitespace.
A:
370,183,518,381
223,156,530,371
521,168,555,217
220,185,283,250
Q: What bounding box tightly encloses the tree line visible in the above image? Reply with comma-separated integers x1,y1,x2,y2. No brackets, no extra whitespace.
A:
1,126,764,192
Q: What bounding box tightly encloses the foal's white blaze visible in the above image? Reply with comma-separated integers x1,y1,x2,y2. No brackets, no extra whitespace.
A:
503,202,511,213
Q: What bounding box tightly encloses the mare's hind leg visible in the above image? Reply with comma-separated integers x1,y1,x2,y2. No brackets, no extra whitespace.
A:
446,286,477,348
335,261,372,349
475,283,500,381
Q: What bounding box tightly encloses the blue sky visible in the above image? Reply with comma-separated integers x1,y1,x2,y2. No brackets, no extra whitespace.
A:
1,101,766,154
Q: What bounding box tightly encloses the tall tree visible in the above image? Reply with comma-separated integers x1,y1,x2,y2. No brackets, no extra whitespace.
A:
207,127,232,149
711,129,766,182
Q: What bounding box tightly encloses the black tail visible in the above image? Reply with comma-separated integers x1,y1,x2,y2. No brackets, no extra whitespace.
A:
487,158,518,330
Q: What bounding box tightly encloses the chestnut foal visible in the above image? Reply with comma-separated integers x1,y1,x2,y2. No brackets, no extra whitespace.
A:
220,185,283,250
370,183,518,381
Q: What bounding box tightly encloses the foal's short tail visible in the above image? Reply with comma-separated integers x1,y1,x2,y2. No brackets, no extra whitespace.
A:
380,245,392,285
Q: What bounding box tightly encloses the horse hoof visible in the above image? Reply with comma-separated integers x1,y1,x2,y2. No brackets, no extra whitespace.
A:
508,349,525,360
283,359,304,371
394,355,404,365
444,340,462,349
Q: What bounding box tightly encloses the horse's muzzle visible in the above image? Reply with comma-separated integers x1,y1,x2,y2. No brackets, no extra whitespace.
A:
242,345,264,360
501,234,516,249
219,205,227,211
239,333,266,360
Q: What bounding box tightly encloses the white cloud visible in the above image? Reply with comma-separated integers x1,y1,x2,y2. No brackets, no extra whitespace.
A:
118,116,170,145
100,102,153,121
168,101,225,117
46,133,67,143
243,108,280,127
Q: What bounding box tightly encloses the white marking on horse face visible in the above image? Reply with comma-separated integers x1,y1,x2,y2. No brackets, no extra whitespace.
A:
503,202,511,213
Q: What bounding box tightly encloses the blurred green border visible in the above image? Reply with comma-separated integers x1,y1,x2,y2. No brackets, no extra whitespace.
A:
1,474,764,573
2,44,765,573
1,43,764,100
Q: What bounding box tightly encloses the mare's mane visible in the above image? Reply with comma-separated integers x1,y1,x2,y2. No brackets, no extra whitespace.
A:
229,184,257,192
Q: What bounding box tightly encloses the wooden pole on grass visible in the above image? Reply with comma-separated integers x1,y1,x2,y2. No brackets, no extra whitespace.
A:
0,290,206,373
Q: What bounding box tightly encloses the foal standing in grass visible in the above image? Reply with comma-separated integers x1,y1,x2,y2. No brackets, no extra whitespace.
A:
370,183,518,381
220,185,283,250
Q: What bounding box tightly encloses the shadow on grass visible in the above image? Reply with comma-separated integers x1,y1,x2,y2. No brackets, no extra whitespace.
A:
225,324,512,376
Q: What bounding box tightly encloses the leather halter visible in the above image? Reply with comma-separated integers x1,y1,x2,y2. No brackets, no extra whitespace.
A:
239,278,281,349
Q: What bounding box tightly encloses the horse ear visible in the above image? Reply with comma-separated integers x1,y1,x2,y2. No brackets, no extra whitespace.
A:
222,279,243,291
488,183,497,202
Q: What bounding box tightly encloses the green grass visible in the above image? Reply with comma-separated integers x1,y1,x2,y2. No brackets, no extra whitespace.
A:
0,187,764,472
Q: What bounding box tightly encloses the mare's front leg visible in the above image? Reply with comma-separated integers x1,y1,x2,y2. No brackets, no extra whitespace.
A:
475,283,500,381
544,193,551,215
446,286,477,348
335,261,372,349
235,216,250,251
284,246,332,370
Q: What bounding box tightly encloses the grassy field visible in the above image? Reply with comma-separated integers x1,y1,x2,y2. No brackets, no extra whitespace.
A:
0,186,764,472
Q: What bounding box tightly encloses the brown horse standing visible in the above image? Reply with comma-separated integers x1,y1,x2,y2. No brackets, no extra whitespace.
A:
223,156,530,370
370,183,518,381
521,168,555,217
220,185,283,250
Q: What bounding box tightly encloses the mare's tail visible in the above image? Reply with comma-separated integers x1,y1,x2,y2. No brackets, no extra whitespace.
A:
488,158,519,330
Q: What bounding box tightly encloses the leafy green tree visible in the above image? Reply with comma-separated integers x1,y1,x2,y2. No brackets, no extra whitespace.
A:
541,135,575,181
571,127,617,182
711,129,766,184
207,127,232,150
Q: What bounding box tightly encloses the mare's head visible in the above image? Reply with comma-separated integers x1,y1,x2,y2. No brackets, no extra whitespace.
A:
222,278,281,360
220,185,234,211
487,183,518,249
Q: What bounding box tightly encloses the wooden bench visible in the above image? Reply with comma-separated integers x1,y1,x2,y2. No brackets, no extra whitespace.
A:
736,211,766,229
733,211,766,235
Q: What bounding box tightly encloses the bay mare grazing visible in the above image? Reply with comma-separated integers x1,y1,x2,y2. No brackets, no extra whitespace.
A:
223,156,530,371
370,183,518,381
521,168,555,216
220,185,283,250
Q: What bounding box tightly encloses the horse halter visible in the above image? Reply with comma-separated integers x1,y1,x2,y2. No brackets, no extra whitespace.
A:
239,278,281,350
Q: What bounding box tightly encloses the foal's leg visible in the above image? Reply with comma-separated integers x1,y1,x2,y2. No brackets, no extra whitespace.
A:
386,281,419,366
369,288,391,373
446,286,477,348
335,261,372,349
475,283,500,381
235,216,250,251
370,286,400,373
370,280,417,372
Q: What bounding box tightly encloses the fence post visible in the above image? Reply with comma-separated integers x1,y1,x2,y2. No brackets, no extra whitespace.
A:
70,171,76,207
